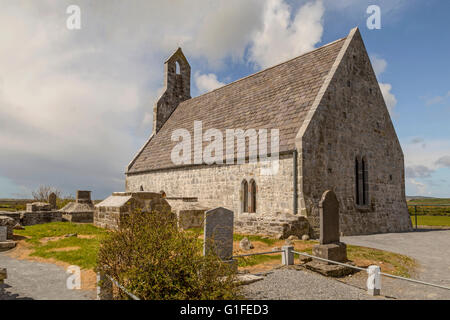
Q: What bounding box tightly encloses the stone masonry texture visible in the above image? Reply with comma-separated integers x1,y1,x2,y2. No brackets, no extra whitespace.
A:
125,28,412,238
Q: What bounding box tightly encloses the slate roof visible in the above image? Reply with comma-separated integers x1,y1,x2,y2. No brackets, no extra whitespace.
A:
128,37,346,174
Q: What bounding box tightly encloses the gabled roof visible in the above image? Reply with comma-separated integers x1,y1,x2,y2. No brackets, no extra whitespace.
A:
127,33,349,174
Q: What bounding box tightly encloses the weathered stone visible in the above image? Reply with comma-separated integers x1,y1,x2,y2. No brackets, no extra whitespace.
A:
48,192,57,209
0,226,7,242
303,260,356,277
0,216,15,239
94,192,171,229
319,190,340,245
239,237,254,251
312,242,347,263
301,234,310,241
288,235,299,240
203,207,234,261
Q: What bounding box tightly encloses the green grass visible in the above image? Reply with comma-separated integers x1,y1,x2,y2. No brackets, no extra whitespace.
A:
186,227,278,246
410,215,450,227
236,254,281,267
14,222,108,269
347,245,416,278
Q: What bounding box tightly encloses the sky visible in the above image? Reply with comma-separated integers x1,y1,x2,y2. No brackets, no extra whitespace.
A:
0,0,449,199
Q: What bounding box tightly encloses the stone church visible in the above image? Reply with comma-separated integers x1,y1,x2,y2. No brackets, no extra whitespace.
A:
125,28,413,237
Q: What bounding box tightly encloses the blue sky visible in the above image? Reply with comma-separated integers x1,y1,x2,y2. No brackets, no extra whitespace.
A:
0,0,449,199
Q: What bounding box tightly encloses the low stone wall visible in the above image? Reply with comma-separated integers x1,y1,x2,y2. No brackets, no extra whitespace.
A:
62,212,94,223
235,213,311,239
0,211,62,226
94,206,129,230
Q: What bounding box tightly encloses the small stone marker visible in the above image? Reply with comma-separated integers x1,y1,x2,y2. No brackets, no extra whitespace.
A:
203,207,234,261
0,226,7,242
49,192,57,209
320,190,340,245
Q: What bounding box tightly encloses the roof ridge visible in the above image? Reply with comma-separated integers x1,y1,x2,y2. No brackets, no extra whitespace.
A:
187,37,347,102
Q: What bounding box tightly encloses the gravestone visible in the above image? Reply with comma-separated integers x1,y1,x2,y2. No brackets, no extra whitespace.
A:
203,207,234,261
320,190,340,244
312,190,347,263
0,226,7,242
49,193,57,209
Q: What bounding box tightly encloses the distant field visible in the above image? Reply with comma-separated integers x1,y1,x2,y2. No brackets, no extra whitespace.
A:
407,198,450,217
410,215,450,227
0,199,33,212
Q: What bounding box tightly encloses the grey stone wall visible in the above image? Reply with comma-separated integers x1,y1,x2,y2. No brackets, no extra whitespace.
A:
297,30,412,237
126,155,295,217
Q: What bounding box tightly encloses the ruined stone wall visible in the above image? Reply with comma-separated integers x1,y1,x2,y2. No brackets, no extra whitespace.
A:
126,155,295,221
298,30,412,236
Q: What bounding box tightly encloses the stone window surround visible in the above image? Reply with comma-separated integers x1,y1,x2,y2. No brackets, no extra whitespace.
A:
355,155,369,209
240,177,257,214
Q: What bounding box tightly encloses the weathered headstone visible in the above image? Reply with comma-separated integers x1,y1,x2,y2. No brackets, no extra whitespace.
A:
0,226,7,242
49,192,57,209
312,190,347,263
203,207,234,261
319,190,340,245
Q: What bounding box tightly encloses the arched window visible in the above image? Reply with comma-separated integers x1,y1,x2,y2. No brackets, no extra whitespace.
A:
241,180,248,213
249,180,257,213
355,158,360,205
355,156,369,206
139,186,144,191
362,157,369,206
175,61,181,74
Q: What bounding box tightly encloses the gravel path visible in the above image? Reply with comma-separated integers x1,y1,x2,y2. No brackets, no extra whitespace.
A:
342,229,450,299
0,253,95,300
243,268,382,300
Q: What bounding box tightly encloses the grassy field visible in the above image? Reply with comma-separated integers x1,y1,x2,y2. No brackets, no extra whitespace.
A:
410,215,450,227
407,198,450,216
14,222,108,269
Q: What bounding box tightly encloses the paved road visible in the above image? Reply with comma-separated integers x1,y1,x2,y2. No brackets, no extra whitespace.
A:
342,229,450,299
0,253,95,300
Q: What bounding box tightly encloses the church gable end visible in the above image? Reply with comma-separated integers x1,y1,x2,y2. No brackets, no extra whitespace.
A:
299,28,412,236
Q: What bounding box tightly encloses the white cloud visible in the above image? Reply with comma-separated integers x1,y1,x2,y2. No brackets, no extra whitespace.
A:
379,83,397,115
370,55,387,77
403,138,450,196
249,0,324,69
194,72,226,94
0,0,269,198
370,55,397,116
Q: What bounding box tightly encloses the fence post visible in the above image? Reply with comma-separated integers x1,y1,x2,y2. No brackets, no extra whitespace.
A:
414,205,418,230
97,272,113,300
366,265,381,296
282,245,294,266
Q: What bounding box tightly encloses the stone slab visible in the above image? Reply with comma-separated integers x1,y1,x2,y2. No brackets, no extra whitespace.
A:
0,240,16,251
302,260,357,277
236,274,264,285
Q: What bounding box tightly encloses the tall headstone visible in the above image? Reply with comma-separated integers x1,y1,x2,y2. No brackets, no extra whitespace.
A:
312,190,347,263
203,207,234,261
49,193,57,209
320,190,340,245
